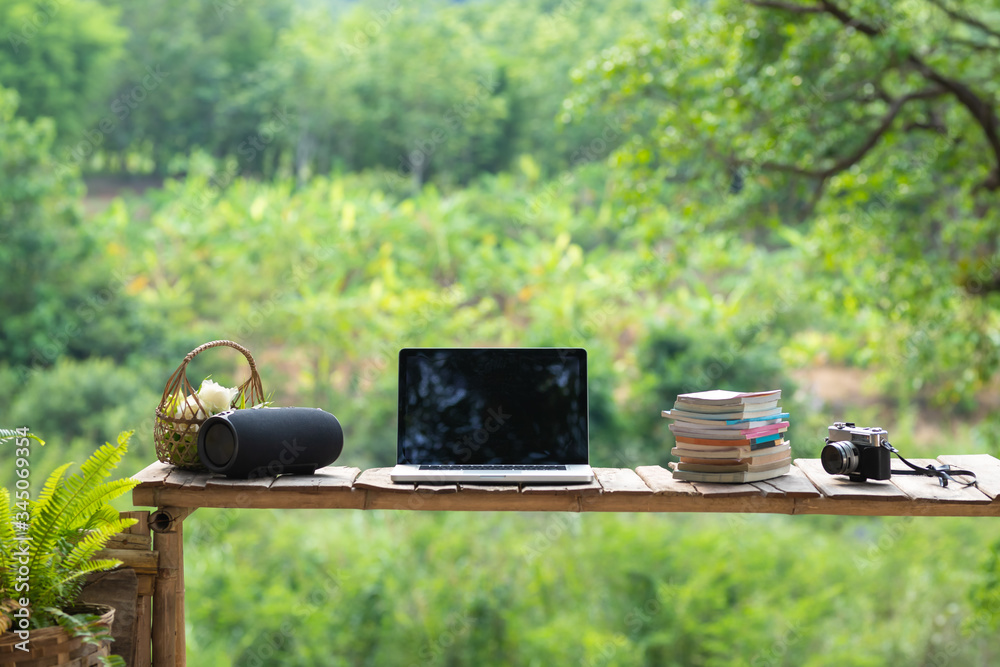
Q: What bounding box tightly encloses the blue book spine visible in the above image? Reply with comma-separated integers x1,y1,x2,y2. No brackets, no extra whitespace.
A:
725,413,790,425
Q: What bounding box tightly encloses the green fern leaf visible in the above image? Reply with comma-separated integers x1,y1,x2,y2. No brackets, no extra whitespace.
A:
0,487,13,596
25,434,134,595
53,559,125,590
33,461,72,513
61,518,137,573
0,428,44,446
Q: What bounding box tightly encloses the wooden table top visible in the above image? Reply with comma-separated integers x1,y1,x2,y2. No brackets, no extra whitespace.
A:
130,455,1000,517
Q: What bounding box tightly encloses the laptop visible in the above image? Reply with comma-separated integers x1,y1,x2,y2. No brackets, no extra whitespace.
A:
391,347,595,484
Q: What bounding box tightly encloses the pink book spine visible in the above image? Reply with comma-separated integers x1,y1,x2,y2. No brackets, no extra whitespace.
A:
740,421,790,437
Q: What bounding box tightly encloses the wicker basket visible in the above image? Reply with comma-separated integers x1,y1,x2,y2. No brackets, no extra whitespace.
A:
154,340,265,470
0,605,115,666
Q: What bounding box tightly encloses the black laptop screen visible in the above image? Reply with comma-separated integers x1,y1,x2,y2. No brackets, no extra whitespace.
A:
397,348,588,465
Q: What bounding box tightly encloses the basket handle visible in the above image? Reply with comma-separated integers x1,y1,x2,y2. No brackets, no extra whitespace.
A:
182,339,259,374
158,339,265,411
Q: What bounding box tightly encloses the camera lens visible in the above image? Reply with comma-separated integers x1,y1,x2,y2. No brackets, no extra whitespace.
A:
203,421,236,467
822,441,860,475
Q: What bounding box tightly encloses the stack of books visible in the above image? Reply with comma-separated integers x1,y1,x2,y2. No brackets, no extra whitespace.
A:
662,389,791,483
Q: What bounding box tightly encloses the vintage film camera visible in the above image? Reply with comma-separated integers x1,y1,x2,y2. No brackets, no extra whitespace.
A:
821,422,892,482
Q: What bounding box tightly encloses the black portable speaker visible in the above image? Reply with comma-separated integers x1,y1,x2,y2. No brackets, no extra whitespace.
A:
197,407,344,478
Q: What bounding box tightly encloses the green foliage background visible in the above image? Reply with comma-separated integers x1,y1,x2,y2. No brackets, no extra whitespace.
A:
3,0,1000,664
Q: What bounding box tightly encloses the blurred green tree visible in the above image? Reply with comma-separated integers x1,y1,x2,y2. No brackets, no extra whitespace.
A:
0,86,88,372
0,86,175,377
573,0,1000,406
275,1,509,187
98,0,292,174
0,0,125,145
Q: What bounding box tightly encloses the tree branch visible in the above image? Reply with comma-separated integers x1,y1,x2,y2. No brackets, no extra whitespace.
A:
752,0,1000,191
817,0,881,36
904,120,947,134
942,36,1000,53
926,0,1000,43
759,88,946,180
746,0,824,14
905,57,1000,191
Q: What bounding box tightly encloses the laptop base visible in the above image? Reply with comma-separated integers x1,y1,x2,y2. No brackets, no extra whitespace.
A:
390,464,595,484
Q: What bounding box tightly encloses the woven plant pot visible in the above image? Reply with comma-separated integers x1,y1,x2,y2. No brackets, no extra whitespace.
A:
0,605,115,666
154,340,265,470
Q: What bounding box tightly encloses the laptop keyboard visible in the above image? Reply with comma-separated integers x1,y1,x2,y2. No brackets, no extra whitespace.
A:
418,465,567,471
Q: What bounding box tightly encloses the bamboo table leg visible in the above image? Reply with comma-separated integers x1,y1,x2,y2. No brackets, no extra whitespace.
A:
150,507,194,666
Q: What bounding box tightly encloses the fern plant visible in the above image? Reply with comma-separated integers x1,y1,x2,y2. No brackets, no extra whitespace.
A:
1,430,139,631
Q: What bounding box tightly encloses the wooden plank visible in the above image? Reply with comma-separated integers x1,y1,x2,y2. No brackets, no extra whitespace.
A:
269,466,361,492
520,479,602,496
131,462,173,486
203,476,276,491
132,486,157,507
134,484,366,510
938,454,1000,500
457,483,521,494
688,481,766,498
750,480,787,497
121,510,149,535
415,483,459,494
581,469,653,512
96,548,159,576
137,574,155,597
134,589,152,667
593,468,653,495
365,491,584,512
354,468,411,492
793,496,1000,517
164,467,210,488
634,465,700,496
356,469,427,510
638,467,770,499
795,458,908,500
181,473,216,490
887,458,992,503
152,524,184,667
314,466,362,488
752,466,822,498
79,569,138,667
128,461,1000,514
105,532,152,550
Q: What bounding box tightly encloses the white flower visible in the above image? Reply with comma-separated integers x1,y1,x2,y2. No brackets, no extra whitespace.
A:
198,378,238,414
174,394,206,421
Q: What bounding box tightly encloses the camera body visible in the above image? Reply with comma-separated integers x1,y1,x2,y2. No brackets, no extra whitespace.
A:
821,421,891,482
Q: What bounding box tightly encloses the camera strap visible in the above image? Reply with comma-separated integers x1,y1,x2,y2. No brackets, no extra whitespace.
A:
882,440,978,488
